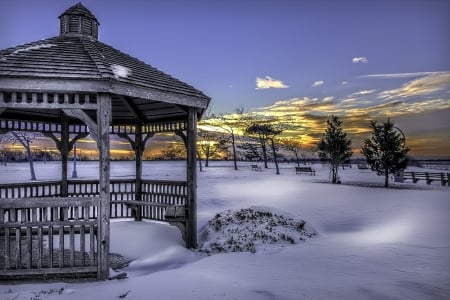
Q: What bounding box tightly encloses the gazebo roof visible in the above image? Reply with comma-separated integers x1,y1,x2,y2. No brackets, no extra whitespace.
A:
0,3,210,125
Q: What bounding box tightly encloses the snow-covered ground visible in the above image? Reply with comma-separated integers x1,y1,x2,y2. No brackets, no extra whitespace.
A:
1,161,449,300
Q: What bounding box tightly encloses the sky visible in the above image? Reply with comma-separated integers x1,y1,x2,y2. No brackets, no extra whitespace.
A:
1,0,449,158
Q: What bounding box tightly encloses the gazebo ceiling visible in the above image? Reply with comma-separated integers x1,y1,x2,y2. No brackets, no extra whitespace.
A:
0,2,210,125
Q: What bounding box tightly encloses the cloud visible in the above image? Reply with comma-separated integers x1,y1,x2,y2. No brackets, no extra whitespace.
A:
359,71,449,79
312,81,324,87
255,76,289,89
377,73,450,100
352,57,368,64
342,81,349,85
352,90,376,96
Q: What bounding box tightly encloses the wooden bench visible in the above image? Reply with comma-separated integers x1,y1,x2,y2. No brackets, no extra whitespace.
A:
295,166,315,175
164,205,186,241
402,172,449,186
251,164,261,171
164,205,186,220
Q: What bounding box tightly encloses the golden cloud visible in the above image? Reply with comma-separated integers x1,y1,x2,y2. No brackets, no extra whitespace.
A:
378,73,450,100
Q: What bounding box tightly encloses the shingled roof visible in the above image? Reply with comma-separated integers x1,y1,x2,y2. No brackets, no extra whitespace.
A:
0,2,210,123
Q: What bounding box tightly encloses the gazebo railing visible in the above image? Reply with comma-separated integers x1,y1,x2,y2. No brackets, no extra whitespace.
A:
0,197,99,277
0,179,187,221
0,181,62,199
0,179,187,278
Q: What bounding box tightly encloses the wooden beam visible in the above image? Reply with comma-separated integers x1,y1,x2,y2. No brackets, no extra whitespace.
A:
175,129,187,145
134,120,143,221
0,77,109,93
69,132,89,152
97,93,111,280
142,133,154,151
120,96,147,123
0,78,210,110
62,109,99,144
186,107,198,248
116,132,135,149
61,114,69,197
42,131,88,153
110,82,210,109
42,132,61,152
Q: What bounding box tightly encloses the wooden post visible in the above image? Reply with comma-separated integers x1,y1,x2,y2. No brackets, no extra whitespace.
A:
135,120,142,221
186,108,197,248
61,114,69,197
97,93,111,280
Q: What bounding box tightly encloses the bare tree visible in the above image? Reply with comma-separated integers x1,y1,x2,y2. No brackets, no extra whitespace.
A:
199,106,247,170
281,138,303,166
244,114,297,174
0,131,41,180
198,130,220,167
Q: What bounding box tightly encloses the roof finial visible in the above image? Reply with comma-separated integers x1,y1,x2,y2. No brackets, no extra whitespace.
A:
59,3,99,39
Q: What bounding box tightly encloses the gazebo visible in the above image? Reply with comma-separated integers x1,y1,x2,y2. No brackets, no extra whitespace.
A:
0,3,210,280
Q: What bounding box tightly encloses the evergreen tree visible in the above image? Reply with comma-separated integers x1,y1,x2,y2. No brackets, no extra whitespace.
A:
317,116,353,183
361,118,409,187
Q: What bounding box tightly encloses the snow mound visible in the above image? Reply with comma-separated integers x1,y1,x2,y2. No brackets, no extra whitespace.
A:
199,206,317,254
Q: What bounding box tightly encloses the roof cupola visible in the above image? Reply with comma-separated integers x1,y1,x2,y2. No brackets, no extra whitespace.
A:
59,2,99,39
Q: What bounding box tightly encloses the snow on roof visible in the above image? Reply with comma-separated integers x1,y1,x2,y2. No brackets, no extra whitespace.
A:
110,64,132,79
11,43,56,55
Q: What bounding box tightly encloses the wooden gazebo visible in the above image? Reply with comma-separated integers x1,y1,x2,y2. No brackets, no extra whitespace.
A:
0,3,210,280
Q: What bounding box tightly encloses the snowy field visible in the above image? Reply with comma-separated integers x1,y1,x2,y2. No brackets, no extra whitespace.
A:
0,160,449,300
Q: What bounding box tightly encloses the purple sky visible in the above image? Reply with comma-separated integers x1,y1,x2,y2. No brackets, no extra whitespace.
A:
1,0,449,157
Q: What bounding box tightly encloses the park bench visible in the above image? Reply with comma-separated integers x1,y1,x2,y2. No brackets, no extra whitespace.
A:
402,172,449,186
251,164,261,171
357,163,369,169
295,166,315,175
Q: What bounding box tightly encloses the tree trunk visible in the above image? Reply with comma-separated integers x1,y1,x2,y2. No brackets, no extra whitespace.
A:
271,139,280,175
261,142,268,169
385,167,389,187
331,163,339,184
197,150,203,172
231,134,238,170
205,147,209,167
295,152,300,167
26,147,36,180
12,132,37,180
